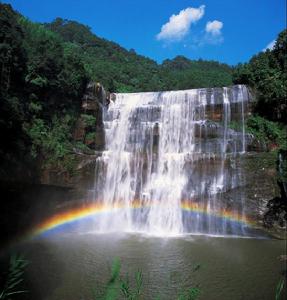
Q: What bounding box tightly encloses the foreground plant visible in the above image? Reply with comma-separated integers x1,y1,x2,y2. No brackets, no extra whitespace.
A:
0,255,28,299
95,258,200,300
275,276,286,300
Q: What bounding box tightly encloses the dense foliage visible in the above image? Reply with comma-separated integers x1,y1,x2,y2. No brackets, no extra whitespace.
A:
161,56,233,90
0,3,286,180
0,4,234,178
0,4,29,178
233,30,287,124
0,4,88,178
245,116,286,150
233,28,286,155
45,18,233,93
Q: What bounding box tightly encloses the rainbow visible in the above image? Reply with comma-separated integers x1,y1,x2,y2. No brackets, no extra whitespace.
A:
181,200,254,226
27,200,256,239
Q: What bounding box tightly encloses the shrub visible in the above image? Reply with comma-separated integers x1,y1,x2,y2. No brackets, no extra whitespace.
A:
246,116,287,150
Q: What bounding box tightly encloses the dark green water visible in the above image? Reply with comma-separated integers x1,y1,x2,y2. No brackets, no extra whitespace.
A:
3,233,286,300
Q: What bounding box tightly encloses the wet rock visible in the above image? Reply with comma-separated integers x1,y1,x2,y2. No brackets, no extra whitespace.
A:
263,149,287,233
78,81,106,150
73,118,86,141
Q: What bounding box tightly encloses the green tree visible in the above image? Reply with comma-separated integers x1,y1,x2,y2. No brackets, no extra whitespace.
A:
233,29,287,123
0,4,29,178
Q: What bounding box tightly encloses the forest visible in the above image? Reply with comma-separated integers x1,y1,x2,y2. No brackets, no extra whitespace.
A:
0,3,286,179
0,3,286,299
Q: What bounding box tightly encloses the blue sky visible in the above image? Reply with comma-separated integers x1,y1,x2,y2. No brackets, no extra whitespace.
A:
2,0,286,65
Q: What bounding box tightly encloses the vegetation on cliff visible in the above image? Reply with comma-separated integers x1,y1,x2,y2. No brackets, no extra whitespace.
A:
0,4,87,178
232,29,287,155
0,3,232,179
233,29,286,219
233,29,286,124
246,116,286,151
0,3,286,181
232,29,287,229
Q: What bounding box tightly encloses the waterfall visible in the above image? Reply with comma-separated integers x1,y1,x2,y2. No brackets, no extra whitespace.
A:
92,85,250,236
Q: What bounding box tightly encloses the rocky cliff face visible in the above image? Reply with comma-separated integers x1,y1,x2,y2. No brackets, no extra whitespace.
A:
40,84,282,235
84,85,281,234
76,82,107,151
40,82,107,189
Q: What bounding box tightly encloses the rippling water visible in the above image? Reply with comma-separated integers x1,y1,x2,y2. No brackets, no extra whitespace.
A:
3,233,285,300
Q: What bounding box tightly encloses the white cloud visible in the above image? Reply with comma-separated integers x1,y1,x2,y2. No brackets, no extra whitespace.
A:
156,6,205,42
263,39,276,51
205,20,223,36
199,20,224,45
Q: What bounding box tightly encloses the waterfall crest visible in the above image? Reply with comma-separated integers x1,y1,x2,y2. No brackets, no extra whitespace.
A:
92,85,250,236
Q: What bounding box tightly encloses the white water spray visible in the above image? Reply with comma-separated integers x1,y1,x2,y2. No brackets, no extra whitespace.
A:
93,85,250,236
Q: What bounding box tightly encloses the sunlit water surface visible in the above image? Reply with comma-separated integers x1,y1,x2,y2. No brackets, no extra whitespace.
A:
3,232,285,300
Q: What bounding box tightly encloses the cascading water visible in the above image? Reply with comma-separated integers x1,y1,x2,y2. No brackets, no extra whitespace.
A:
92,85,250,236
